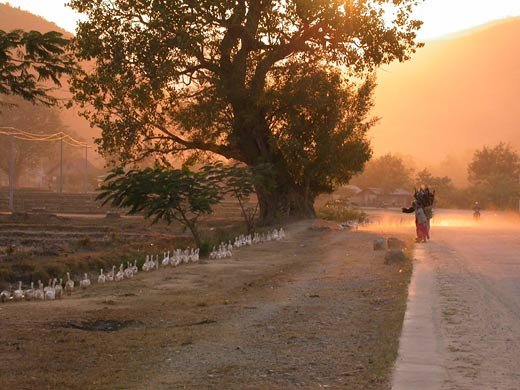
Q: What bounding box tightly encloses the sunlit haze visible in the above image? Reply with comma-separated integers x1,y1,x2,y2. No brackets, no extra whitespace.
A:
414,0,520,39
2,0,520,39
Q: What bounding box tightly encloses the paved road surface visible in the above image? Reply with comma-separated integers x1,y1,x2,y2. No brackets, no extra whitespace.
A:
381,210,520,389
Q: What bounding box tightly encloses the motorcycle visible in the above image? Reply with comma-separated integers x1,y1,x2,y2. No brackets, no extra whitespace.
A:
473,210,481,220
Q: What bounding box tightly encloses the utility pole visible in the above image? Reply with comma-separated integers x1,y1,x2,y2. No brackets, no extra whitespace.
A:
83,145,88,193
59,137,63,193
8,134,14,211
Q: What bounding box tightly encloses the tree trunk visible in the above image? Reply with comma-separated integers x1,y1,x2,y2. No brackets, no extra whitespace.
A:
232,102,316,224
185,220,202,248
256,181,316,225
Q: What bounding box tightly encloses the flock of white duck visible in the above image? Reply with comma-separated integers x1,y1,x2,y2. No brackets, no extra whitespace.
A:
209,229,285,259
0,228,285,303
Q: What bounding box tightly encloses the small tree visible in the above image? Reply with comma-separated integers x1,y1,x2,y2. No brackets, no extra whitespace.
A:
213,162,275,233
97,166,223,247
220,164,258,233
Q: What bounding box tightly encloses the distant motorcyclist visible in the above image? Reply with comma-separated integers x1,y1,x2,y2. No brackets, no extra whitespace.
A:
473,202,481,220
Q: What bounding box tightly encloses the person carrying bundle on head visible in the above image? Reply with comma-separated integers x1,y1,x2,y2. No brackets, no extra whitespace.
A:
402,186,435,242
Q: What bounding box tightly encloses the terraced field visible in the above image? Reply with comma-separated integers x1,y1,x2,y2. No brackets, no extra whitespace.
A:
0,207,247,287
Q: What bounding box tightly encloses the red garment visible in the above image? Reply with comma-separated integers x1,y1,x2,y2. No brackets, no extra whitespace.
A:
416,222,428,241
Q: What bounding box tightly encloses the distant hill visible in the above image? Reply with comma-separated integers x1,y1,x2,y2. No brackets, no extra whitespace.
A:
0,4,102,165
0,3,71,35
371,18,520,182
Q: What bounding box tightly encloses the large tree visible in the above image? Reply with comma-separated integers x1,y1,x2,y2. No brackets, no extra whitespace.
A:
0,29,75,107
467,143,520,209
70,0,423,221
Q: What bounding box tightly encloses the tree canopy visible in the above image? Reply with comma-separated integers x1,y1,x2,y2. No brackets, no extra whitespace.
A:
0,29,75,107
468,143,520,209
352,153,413,193
415,168,457,208
70,0,423,220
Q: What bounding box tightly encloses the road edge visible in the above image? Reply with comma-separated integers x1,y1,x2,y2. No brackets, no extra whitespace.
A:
391,244,446,389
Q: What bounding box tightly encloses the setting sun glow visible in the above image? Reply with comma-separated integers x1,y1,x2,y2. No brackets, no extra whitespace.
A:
2,0,520,39
414,0,520,39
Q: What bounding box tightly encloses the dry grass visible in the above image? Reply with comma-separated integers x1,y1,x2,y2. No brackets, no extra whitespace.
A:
0,219,412,389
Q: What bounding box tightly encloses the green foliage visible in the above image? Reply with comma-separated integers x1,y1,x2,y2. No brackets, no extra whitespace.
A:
317,199,369,223
0,29,75,107
69,0,423,219
353,154,413,193
97,166,224,247
467,143,520,209
198,240,213,258
268,63,374,198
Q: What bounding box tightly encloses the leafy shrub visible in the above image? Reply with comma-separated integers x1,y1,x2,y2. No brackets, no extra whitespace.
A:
198,240,213,257
317,199,369,223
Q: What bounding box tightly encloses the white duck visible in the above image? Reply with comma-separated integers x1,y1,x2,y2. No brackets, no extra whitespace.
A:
98,268,106,283
54,278,63,299
13,281,24,301
162,251,170,266
106,265,115,282
80,273,91,289
33,280,44,300
0,288,11,302
44,279,56,300
124,262,134,279
24,282,35,301
44,279,53,295
115,264,125,281
142,255,151,272
191,248,199,262
64,273,74,296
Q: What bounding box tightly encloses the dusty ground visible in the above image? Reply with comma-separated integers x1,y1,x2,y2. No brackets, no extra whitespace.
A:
0,219,412,390
426,215,520,389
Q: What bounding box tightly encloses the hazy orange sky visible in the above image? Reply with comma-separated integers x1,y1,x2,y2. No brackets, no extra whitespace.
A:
2,0,520,39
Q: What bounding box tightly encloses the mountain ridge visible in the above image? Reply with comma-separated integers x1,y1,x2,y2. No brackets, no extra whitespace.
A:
0,4,71,36
372,16,520,181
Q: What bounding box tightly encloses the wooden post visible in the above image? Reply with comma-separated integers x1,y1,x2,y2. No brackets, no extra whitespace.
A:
8,134,14,211
83,145,88,193
59,137,63,193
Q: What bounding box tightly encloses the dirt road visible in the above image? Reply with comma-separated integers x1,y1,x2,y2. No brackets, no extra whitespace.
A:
370,209,520,389
429,213,520,389
0,220,411,389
